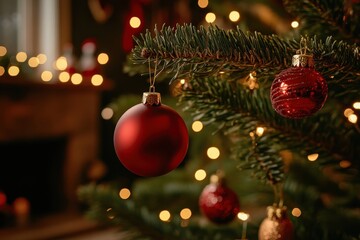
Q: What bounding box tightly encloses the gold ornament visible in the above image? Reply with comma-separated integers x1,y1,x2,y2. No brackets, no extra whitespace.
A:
258,205,293,240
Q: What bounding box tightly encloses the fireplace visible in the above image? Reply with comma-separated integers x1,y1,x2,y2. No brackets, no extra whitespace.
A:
0,76,112,229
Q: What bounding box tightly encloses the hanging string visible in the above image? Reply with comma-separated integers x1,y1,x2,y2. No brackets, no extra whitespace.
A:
297,36,311,55
148,57,157,92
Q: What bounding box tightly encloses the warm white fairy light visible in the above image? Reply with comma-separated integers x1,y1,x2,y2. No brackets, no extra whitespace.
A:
207,147,220,159
229,11,240,22
180,208,192,220
291,21,299,28
59,72,70,82
180,78,186,85
194,169,207,181
205,12,216,23
192,120,203,132
97,53,109,65
237,212,249,221
8,66,20,76
0,66,5,76
353,102,360,109
16,52,27,62
159,210,171,222
41,71,53,82
101,107,114,120
129,16,141,28
348,114,358,124
55,56,68,70
71,73,83,85
28,57,40,68
37,53,47,64
0,46,7,56
91,74,103,86
291,208,301,217
255,127,265,137
344,108,354,117
119,188,131,199
198,0,208,8
307,153,319,161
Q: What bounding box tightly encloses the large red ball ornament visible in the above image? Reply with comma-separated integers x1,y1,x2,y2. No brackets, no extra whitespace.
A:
258,205,293,240
113,92,189,177
199,172,240,224
270,54,328,119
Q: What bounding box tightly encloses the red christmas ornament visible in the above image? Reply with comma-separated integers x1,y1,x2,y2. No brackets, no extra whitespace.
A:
258,205,294,240
199,172,240,224
113,92,189,177
270,53,328,119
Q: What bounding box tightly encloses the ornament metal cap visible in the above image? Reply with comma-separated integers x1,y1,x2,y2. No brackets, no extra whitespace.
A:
142,92,161,106
292,54,314,68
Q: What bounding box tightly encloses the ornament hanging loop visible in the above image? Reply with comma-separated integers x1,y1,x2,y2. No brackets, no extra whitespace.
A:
143,57,161,106
292,37,314,68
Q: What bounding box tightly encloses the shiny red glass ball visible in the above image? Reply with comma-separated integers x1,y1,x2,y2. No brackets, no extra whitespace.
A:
199,182,240,224
113,103,189,177
270,67,328,119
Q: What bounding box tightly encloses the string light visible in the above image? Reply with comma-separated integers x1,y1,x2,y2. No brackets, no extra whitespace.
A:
159,210,171,222
16,52,27,62
344,108,354,117
207,147,220,159
59,72,70,82
71,73,83,85
28,57,40,68
229,11,240,22
97,53,109,65
255,127,265,137
37,53,47,64
8,66,20,76
194,169,207,181
307,153,319,161
91,74,103,86
205,12,216,23
353,102,360,109
119,188,131,199
291,208,301,217
101,107,114,120
0,66,5,76
129,16,141,28
55,56,68,70
339,160,351,168
180,208,192,220
291,21,299,28
0,46,7,56
198,0,208,8
41,71,53,82
192,121,203,132
348,114,358,124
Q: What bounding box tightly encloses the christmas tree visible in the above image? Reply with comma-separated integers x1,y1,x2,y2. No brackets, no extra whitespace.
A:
78,0,360,239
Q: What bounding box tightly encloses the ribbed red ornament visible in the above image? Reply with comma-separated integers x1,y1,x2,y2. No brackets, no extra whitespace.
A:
258,206,293,240
113,92,189,177
270,54,328,119
199,173,240,224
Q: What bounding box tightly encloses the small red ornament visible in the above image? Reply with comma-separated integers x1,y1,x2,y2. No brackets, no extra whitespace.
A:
199,172,240,224
113,92,189,177
270,52,328,119
258,205,293,240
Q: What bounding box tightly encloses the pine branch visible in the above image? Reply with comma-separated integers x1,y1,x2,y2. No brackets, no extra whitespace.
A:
283,0,360,43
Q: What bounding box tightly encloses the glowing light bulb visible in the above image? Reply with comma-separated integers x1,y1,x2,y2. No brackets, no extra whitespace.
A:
348,114,358,124
37,53,47,64
0,66,5,76
180,208,192,220
344,108,354,117
129,16,141,28
207,147,220,159
198,0,208,8
97,53,109,64
71,73,83,85
339,160,351,168
101,107,114,120
291,21,299,28
353,102,360,109
59,72,70,82
41,71,53,82
91,74,103,86
229,11,240,22
237,212,249,221
8,66,20,76
205,12,216,23
119,188,131,199
192,121,203,132
0,46,7,56
291,208,301,217
28,57,40,68
16,52,28,62
255,127,265,137
307,153,319,161
56,57,68,70
159,210,171,222
194,169,207,181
